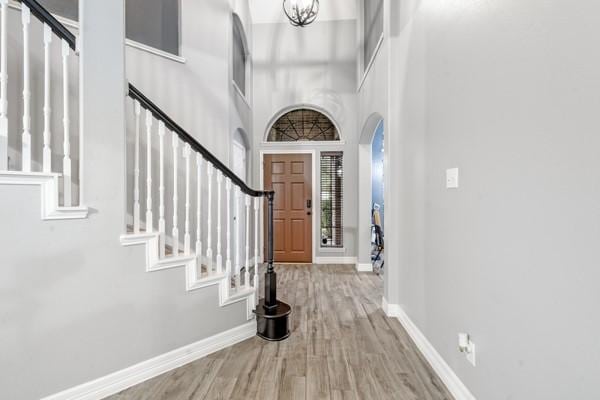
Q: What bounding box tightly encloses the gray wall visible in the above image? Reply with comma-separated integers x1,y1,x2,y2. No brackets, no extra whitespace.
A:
125,0,256,265
386,0,600,398
1,1,251,399
252,19,358,260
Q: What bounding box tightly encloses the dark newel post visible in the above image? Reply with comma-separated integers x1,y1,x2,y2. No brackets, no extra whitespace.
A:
264,191,277,308
253,190,291,341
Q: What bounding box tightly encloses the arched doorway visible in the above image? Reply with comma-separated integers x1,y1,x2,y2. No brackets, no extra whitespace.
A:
357,113,384,272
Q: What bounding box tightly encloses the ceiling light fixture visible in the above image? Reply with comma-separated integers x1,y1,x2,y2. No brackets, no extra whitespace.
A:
283,0,320,27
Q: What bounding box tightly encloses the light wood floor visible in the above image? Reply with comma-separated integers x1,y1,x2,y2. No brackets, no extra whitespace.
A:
106,264,453,400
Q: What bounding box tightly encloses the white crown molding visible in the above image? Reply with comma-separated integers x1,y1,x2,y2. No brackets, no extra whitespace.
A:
382,298,477,400
41,321,255,400
0,171,88,220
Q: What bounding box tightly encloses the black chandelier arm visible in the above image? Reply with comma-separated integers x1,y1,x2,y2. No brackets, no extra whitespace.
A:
283,0,319,27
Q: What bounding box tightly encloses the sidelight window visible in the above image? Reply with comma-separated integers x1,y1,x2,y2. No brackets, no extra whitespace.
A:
320,152,344,248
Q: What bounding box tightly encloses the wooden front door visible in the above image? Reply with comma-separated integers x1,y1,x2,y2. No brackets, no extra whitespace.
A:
264,154,312,263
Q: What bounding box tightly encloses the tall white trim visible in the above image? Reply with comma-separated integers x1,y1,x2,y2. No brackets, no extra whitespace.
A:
41,322,255,400
382,299,477,400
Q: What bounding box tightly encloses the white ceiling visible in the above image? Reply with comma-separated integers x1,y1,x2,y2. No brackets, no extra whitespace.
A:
249,0,357,25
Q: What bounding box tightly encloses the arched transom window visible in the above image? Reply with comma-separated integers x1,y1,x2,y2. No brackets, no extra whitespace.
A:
268,109,340,142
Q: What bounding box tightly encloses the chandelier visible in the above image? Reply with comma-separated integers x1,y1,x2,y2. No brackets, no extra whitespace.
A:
283,0,320,27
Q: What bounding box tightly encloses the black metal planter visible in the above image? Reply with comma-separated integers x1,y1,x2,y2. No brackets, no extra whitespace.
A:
253,191,291,341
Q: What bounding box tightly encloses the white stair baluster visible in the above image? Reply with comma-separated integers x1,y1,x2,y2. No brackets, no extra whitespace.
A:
133,101,141,233
234,187,241,289
183,143,191,255
157,121,166,257
206,162,214,273
254,196,260,290
195,153,202,267
216,171,223,274
145,110,153,232
0,0,8,170
225,178,232,277
61,40,72,205
42,24,52,173
244,194,251,288
21,5,31,172
171,132,179,255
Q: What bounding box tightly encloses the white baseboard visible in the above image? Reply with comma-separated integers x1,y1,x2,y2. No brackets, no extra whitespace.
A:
42,321,256,400
382,298,476,400
315,256,357,265
356,262,373,272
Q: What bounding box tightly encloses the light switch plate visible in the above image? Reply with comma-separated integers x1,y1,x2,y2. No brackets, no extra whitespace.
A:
446,168,459,189
467,341,476,366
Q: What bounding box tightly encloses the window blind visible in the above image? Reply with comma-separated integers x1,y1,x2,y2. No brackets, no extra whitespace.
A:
320,152,344,248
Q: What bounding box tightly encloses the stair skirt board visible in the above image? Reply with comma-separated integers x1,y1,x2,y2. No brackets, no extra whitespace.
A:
0,171,88,220
120,233,258,320
40,321,256,400
382,298,477,400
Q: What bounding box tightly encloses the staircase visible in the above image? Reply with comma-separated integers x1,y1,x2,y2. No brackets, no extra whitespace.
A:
1,0,289,339
121,84,269,320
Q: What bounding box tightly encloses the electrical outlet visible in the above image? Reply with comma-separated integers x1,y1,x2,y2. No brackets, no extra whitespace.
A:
446,168,459,188
458,333,476,366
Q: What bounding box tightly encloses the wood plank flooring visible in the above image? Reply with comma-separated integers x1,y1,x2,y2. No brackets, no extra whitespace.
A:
106,264,453,400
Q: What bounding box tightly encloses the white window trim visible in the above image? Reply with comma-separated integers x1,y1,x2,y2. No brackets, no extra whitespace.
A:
231,13,251,107
261,140,346,147
9,1,186,64
232,80,251,109
126,39,186,63
263,104,345,143
358,33,384,92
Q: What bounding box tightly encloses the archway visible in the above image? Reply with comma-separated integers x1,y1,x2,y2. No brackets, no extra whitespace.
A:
263,105,342,143
357,113,384,272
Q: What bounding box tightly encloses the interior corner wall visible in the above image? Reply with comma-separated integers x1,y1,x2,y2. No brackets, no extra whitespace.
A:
389,0,600,399
251,19,358,260
229,0,254,185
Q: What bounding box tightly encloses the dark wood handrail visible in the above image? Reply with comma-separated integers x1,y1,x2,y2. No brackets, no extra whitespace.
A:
128,83,270,198
19,0,77,50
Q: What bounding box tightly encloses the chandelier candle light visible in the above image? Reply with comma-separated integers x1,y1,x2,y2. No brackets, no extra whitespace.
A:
283,0,320,27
